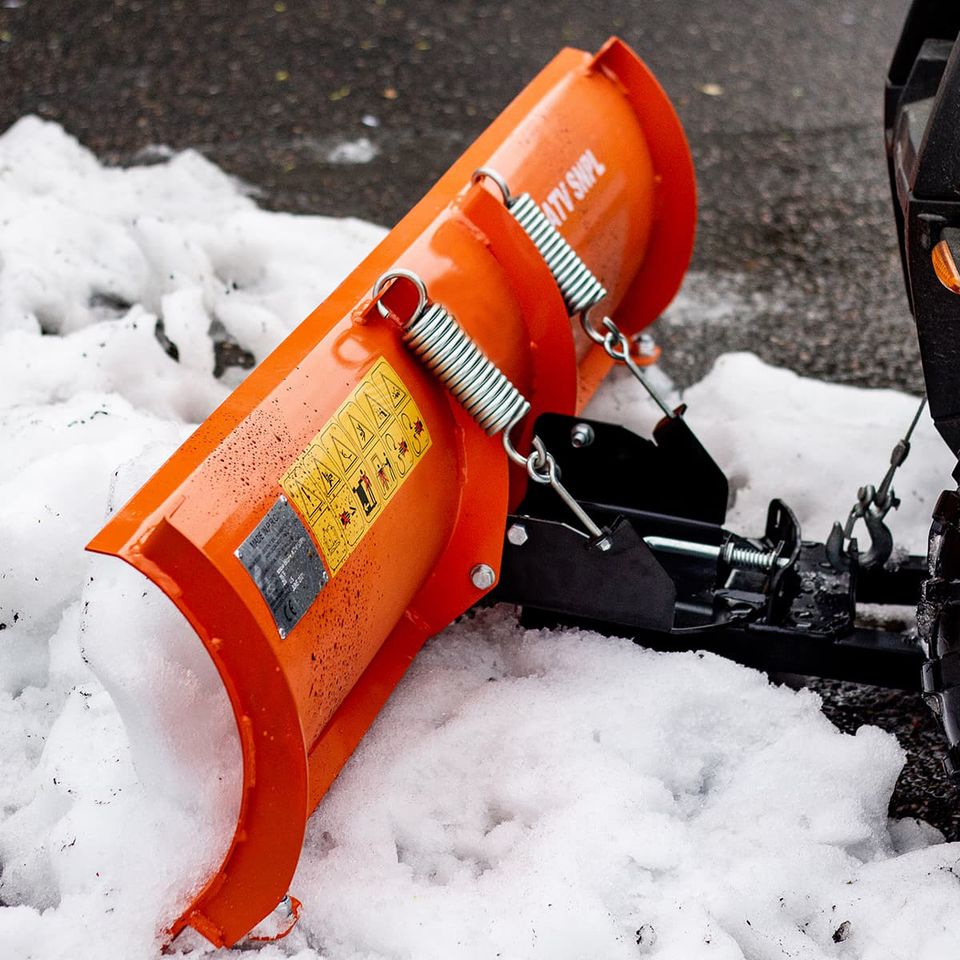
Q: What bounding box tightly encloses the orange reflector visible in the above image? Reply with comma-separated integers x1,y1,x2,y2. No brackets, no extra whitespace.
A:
932,238,960,294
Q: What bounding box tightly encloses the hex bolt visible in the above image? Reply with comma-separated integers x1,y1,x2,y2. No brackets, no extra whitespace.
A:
470,563,497,590
507,523,529,546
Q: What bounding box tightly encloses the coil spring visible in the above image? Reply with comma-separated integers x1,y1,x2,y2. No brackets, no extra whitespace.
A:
376,269,608,542
722,542,783,573
507,193,608,316
472,168,607,317
403,301,530,436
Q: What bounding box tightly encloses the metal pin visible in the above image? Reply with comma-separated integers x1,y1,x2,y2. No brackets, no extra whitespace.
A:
644,535,788,572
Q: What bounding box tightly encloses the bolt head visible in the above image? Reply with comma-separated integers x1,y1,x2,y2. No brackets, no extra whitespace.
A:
570,422,595,448
470,563,497,590
507,523,529,546
636,333,657,357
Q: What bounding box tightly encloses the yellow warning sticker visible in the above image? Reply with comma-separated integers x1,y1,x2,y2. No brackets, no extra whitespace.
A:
280,358,432,576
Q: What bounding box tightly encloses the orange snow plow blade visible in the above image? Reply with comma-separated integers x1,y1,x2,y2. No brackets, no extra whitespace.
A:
87,37,695,947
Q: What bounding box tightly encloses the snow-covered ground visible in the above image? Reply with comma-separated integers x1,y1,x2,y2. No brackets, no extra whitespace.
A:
0,117,958,960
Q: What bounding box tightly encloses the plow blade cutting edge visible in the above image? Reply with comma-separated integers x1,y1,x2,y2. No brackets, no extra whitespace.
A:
86,37,695,946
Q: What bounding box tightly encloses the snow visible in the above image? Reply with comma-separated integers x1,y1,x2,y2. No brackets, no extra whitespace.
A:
0,116,958,959
325,137,380,165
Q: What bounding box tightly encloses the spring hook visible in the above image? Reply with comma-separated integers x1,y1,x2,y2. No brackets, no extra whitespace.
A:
503,431,610,547
373,269,609,547
600,317,676,419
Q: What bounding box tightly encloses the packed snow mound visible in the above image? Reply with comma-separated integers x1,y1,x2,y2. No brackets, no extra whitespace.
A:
286,611,960,960
0,115,384,418
0,117,957,959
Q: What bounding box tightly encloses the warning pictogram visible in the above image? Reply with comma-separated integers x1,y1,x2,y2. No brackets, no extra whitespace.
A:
328,486,364,547
322,422,359,475
315,511,347,569
368,439,397,498
301,445,340,498
279,357,432,574
340,400,375,451
361,385,392,430
283,462,326,520
352,467,378,517
376,368,408,409
399,402,429,457
383,429,409,478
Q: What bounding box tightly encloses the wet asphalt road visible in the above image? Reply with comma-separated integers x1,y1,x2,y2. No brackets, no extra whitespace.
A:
0,0,922,387
3,0,959,838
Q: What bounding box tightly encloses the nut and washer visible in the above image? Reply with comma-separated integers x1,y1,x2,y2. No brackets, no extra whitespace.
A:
570,422,595,448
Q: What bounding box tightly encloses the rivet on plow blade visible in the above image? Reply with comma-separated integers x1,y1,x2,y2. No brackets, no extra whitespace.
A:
86,36,696,947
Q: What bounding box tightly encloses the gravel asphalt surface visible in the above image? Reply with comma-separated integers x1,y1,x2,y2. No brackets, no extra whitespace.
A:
3,0,958,838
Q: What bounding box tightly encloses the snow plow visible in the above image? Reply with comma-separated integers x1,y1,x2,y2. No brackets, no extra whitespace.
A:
86,0,960,947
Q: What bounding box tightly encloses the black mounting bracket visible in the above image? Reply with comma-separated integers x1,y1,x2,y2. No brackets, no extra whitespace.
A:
489,411,926,691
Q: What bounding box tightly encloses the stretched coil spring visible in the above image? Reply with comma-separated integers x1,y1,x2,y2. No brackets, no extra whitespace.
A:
507,193,607,316
403,301,530,436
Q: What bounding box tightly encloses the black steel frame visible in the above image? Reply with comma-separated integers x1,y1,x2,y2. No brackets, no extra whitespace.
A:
489,412,927,692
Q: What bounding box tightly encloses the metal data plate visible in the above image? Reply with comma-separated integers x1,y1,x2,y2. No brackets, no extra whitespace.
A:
236,496,328,638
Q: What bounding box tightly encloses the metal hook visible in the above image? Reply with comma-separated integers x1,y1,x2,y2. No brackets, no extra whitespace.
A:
372,268,429,322
471,166,513,206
